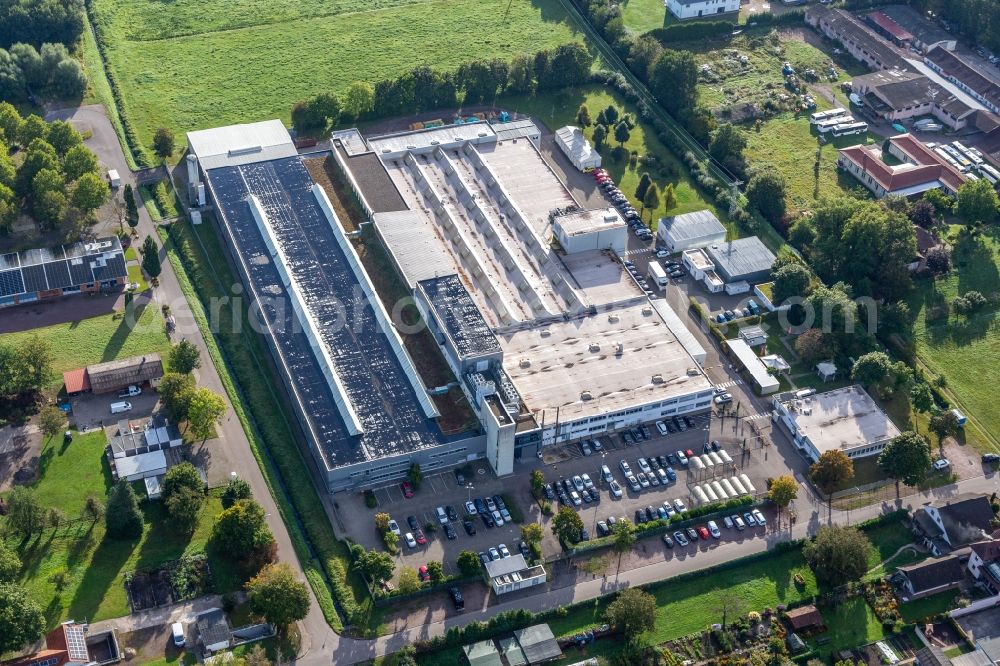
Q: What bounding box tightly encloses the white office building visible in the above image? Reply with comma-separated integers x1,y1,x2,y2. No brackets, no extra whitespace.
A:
666,0,740,20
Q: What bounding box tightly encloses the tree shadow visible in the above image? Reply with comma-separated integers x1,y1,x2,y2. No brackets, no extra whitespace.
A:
101,300,149,362
67,534,136,621
134,503,196,571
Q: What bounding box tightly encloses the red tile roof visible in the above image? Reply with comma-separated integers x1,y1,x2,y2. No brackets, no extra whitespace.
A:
867,11,914,42
839,134,967,194
62,368,90,394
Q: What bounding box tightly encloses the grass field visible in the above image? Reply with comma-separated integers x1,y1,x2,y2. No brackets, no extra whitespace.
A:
899,590,959,624
902,226,1000,452
621,0,678,34
3,304,172,392
501,85,727,230
810,596,886,660
0,430,237,625
88,0,588,160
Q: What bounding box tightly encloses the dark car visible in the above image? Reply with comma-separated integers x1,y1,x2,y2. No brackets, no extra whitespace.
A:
686,527,698,541
646,506,656,522
983,453,1000,464
444,524,457,540
463,519,476,536
665,420,678,434
478,552,490,566
597,520,610,537
519,541,531,558
673,416,687,432
703,442,712,453
635,509,646,524
454,469,466,485
474,497,487,514
723,309,735,321
589,488,601,503
711,440,721,452
623,432,635,446
662,534,674,548
667,452,678,465
446,505,459,522
449,587,465,610
482,512,495,528
639,425,652,440
544,483,556,500
407,515,419,531
649,456,661,471
494,495,507,511
579,528,590,541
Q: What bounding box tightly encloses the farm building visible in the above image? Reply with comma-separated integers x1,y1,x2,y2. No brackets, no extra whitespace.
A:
656,209,727,253
851,70,977,130
878,5,956,53
69,353,165,395
554,125,601,171
806,6,910,72
704,237,776,284
665,0,739,20
0,236,127,309
552,207,627,254
838,134,968,198
772,385,900,462
925,47,1000,114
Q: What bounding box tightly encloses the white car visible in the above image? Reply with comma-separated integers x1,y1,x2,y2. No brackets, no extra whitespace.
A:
673,498,686,513
663,502,676,518
619,460,632,476
752,509,766,526
656,468,669,484
601,464,614,483
387,519,400,536
572,475,585,492
655,420,668,436
733,516,745,531
637,457,652,474
707,520,721,538
464,500,477,515
570,491,582,507
485,497,497,512
581,473,595,490
636,472,650,488
492,510,505,526
723,516,734,529
609,480,623,498
627,475,641,493
933,458,951,471
436,506,449,524
404,532,417,548
714,393,733,405
676,450,689,466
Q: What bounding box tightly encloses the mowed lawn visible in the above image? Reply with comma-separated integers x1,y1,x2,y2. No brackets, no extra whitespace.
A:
88,0,588,158
501,85,726,230
809,596,886,659
3,304,172,392
621,0,679,34
904,226,1000,452
0,430,238,625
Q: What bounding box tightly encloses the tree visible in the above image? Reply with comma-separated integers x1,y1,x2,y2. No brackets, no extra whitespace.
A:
140,235,161,279
712,590,744,629
70,171,109,213
247,563,309,632
648,49,698,117
105,479,143,539
397,566,420,594
6,486,45,537
213,499,274,561
51,58,87,98
929,410,960,447
530,470,545,496
243,644,271,666
551,505,585,543
879,431,932,497
923,188,953,218
746,168,787,226
592,123,607,151
794,329,835,365
221,476,252,509
810,450,854,509
123,183,139,229
662,183,677,212
0,541,20,582
611,519,636,574
603,106,620,126
157,372,195,422
642,184,660,220
768,475,797,527
162,462,204,530
426,560,444,583
803,524,871,587
0,583,45,653
910,383,934,425
457,550,481,577
604,587,657,640
344,81,374,120
635,172,652,204
576,104,592,127
506,54,535,95
168,339,201,374
909,200,936,228
61,143,98,182
955,178,1000,226
772,263,811,303
82,493,104,524
373,512,392,533
354,548,395,586
407,462,423,489
709,123,747,174
521,523,543,547
186,388,226,440
37,404,66,439
613,120,631,147
45,120,81,156
152,127,175,160
311,92,342,129
851,352,892,390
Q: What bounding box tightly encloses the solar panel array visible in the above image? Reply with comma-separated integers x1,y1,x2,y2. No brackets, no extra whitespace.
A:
208,156,445,470
419,274,501,358
0,237,126,299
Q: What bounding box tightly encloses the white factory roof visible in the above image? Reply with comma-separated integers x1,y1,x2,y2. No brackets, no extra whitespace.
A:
782,385,901,454
555,126,599,164
553,207,626,237
187,119,297,170
373,210,455,289
492,119,541,142
499,301,713,424
368,122,496,156
726,338,780,393
659,210,727,244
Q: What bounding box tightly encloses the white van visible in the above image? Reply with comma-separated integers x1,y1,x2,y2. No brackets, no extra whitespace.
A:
171,622,185,647
110,401,132,414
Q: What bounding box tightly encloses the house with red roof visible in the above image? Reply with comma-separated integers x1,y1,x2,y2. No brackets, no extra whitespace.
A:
837,133,968,198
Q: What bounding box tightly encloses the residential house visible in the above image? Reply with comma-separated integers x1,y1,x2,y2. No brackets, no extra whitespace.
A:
912,494,996,556
196,609,232,654
665,0,740,21
967,539,1000,595
1,621,121,666
895,553,966,599
838,134,968,199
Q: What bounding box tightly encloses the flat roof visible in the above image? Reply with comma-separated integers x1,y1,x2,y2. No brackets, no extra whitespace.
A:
555,125,599,164
418,274,501,359
0,236,126,299
659,210,726,244
553,207,625,237
491,118,540,143
499,302,713,425
372,210,454,289
188,119,297,170
368,122,495,155
781,384,901,453
726,339,779,392
559,251,644,304
683,248,714,271
705,237,775,281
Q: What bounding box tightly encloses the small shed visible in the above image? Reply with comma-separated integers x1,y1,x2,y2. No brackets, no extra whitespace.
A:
513,624,562,664
463,640,502,666
739,325,768,347
785,604,824,631
86,354,164,394
761,354,791,375
816,361,838,382
196,609,231,653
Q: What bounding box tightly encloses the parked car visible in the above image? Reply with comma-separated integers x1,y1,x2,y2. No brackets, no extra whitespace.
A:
743,512,757,527
933,458,951,471
656,420,668,436
454,468,466,485
118,385,142,398
482,512,495,528
635,509,646,524
418,565,430,582
646,506,656,522
714,393,733,405
601,464,614,483
579,528,590,541
597,520,610,537
733,515,746,530
449,587,464,610
636,472,650,488
436,506,449,524
662,533,674,548
707,520,721,538
582,473,595,490
609,479,623,498
544,483,556,500
697,526,710,540
752,509,766,526
619,460,632,476
519,541,531,558
673,417,687,432
570,491,582,507
637,457,652,474
464,500,477,515
474,497,487,514
485,497,498,512
686,527,699,541
664,467,676,483
492,509,505,526
478,552,490,566
673,498,687,513
444,524,456,540
676,450,689,466
407,515,419,531
414,529,427,545
171,623,185,648
627,475,641,493
463,520,476,535
723,516,734,529
446,505,459,521
404,533,417,548
580,440,592,456
673,530,689,546
400,481,414,498
983,453,1000,464
498,543,511,558
488,547,500,561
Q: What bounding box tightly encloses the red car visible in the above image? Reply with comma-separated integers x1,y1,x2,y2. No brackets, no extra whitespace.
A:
414,528,427,545
685,449,695,459
697,526,710,540
400,481,414,498
418,565,430,582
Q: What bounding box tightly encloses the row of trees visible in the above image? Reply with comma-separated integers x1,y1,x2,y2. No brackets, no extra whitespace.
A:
0,41,87,103
291,43,594,133
0,103,109,236
0,0,84,50
156,340,227,441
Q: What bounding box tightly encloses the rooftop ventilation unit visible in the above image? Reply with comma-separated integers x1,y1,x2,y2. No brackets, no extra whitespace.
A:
519,358,531,368
589,342,601,353
581,390,593,401
642,305,653,316
651,374,663,384
608,313,620,324
540,329,551,337
614,342,624,355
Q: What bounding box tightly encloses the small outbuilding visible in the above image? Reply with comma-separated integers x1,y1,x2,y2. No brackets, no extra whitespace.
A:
785,604,824,632
738,325,768,348
554,126,601,171
513,624,562,664
463,640,502,666
80,354,164,395
656,210,727,253
816,361,838,382
705,237,776,284
196,609,231,654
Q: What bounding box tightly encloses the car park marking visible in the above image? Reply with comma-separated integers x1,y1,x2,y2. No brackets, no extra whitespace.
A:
715,379,743,389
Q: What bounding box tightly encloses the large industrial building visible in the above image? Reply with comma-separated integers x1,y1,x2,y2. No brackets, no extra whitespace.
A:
190,118,713,492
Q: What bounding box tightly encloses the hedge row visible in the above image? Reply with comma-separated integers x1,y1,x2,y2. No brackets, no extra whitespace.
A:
647,20,734,45
83,0,150,168
373,571,480,607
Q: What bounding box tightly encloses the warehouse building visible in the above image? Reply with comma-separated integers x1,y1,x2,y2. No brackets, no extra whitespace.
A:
0,237,127,309
554,125,601,171
657,209,727,253
925,47,1000,114
851,70,977,130
773,385,900,462
666,0,740,20
704,237,776,284
552,207,626,254
806,6,910,72
874,5,956,52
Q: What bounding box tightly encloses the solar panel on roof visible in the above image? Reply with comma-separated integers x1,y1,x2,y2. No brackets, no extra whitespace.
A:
92,253,127,281
21,264,48,292
44,260,73,289
0,252,18,270
67,257,93,284
0,269,24,297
